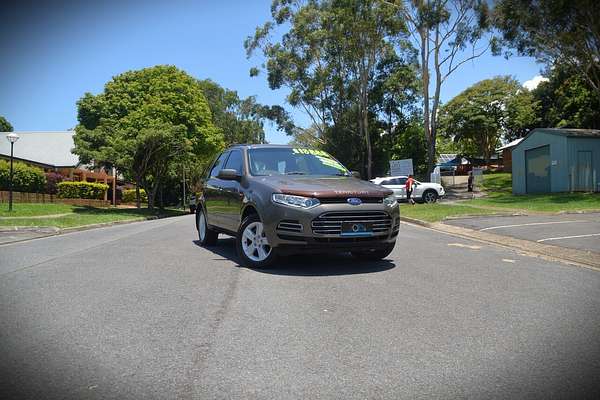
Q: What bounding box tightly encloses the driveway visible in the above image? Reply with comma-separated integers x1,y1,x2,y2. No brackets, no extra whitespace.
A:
1,215,599,399
444,212,600,254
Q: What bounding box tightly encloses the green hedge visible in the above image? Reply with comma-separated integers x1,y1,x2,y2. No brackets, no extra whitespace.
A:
122,188,147,203
57,181,109,199
0,159,47,193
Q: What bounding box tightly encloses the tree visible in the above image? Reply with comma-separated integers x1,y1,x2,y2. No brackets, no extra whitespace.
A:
73,65,223,209
493,0,600,97
438,76,538,162
199,79,294,145
532,64,600,130
390,121,428,175
245,0,409,179
390,0,492,174
0,115,13,132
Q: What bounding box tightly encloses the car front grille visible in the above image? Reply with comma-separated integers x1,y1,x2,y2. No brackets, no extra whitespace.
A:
277,220,303,233
317,197,383,204
311,211,392,235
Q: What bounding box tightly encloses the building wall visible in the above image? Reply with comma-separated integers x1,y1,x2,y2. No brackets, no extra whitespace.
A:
512,132,568,194
502,148,513,172
567,137,600,192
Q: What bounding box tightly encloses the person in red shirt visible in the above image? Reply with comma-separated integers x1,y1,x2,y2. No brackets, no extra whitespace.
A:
405,175,415,205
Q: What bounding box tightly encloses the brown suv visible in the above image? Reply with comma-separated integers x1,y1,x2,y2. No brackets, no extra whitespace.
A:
196,145,400,268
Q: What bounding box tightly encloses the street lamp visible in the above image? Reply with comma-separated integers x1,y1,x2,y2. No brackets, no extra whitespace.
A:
6,132,19,212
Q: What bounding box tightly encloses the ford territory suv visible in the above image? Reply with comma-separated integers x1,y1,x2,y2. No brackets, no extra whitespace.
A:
196,145,400,268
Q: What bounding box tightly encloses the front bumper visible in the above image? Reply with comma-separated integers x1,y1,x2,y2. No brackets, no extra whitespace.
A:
261,202,400,254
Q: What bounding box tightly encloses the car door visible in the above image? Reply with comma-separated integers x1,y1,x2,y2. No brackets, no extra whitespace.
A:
394,177,408,199
380,179,401,198
412,179,424,199
204,151,230,228
220,149,244,232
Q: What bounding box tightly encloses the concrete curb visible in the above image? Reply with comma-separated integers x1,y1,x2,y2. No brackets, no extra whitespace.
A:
400,216,600,272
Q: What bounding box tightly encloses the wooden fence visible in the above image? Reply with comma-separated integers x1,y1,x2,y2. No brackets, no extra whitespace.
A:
0,191,110,207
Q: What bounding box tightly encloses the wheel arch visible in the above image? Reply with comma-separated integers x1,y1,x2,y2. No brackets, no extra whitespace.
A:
241,203,261,222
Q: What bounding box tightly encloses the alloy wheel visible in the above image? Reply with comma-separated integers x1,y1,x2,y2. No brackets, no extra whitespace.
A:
198,210,207,241
241,221,272,262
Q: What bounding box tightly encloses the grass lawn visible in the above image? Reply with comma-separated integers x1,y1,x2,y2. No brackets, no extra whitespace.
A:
469,173,600,212
0,203,187,228
400,203,499,222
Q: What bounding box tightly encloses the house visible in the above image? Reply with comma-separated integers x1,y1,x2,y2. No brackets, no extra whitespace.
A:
496,138,523,172
511,128,600,194
0,131,115,199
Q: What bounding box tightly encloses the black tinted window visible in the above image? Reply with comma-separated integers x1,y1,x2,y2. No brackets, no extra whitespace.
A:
209,152,229,178
396,178,407,185
224,150,243,175
381,179,394,185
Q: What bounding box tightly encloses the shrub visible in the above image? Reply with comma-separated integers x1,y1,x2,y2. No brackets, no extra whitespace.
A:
57,181,109,199
122,188,147,203
45,172,65,194
0,159,47,193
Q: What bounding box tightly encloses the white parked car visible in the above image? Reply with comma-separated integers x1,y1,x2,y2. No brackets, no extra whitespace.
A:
370,175,445,203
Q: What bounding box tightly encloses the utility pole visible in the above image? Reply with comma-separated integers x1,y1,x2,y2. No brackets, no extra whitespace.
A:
182,167,186,210
6,133,20,212
112,167,117,207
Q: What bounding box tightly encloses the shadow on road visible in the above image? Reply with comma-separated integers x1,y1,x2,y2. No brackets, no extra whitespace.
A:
193,238,396,277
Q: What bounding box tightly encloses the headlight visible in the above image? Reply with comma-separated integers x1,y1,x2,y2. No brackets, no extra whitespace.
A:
383,194,397,207
272,193,320,209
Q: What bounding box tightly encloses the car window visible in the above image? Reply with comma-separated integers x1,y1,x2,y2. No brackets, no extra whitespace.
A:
381,179,394,185
224,150,243,175
248,147,349,176
209,152,229,178
396,178,407,185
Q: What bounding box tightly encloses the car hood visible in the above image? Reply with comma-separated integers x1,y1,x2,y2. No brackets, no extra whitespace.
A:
255,175,393,198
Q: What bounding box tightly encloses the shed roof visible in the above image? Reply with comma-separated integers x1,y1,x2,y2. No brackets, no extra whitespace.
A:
0,131,80,167
530,128,600,138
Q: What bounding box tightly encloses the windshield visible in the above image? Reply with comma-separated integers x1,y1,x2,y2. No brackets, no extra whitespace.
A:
248,148,349,176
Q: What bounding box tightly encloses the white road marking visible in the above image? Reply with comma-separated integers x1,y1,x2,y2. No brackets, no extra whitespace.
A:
480,220,587,231
537,233,600,243
448,243,481,250
502,259,516,263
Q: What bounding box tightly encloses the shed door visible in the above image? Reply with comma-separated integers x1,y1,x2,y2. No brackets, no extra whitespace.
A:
575,151,593,191
526,145,551,193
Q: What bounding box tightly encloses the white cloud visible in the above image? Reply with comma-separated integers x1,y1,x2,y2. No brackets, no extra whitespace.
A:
523,75,549,90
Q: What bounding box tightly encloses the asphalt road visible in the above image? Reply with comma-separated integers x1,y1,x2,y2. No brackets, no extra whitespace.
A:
1,215,599,399
444,213,600,254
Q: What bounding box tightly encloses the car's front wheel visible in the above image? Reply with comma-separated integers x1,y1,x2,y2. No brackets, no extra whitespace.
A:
351,242,395,261
236,214,278,268
197,207,218,246
422,189,438,203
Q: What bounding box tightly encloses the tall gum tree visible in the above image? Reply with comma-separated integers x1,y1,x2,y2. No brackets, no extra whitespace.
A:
385,0,492,174
245,0,408,179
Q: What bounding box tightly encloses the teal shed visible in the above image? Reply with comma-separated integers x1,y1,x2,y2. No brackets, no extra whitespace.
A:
511,128,600,194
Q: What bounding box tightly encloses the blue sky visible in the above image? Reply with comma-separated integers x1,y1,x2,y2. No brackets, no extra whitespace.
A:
0,0,544,144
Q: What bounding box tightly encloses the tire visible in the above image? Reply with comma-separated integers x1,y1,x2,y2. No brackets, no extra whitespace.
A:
236,213,278,268
351,242,396,261
197,207,218,246
422,189,438,203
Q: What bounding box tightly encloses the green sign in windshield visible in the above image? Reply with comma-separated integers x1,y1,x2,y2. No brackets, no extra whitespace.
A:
248,147,349,176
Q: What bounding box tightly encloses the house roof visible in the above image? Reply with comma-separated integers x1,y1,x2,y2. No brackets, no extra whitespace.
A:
0,131,80,167
497,138,523,151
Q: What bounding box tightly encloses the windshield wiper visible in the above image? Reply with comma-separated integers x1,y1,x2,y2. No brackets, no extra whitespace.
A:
285,171,306,175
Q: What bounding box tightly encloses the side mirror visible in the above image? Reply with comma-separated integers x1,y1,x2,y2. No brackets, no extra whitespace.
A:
350,171,361,179
218,169,241,181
